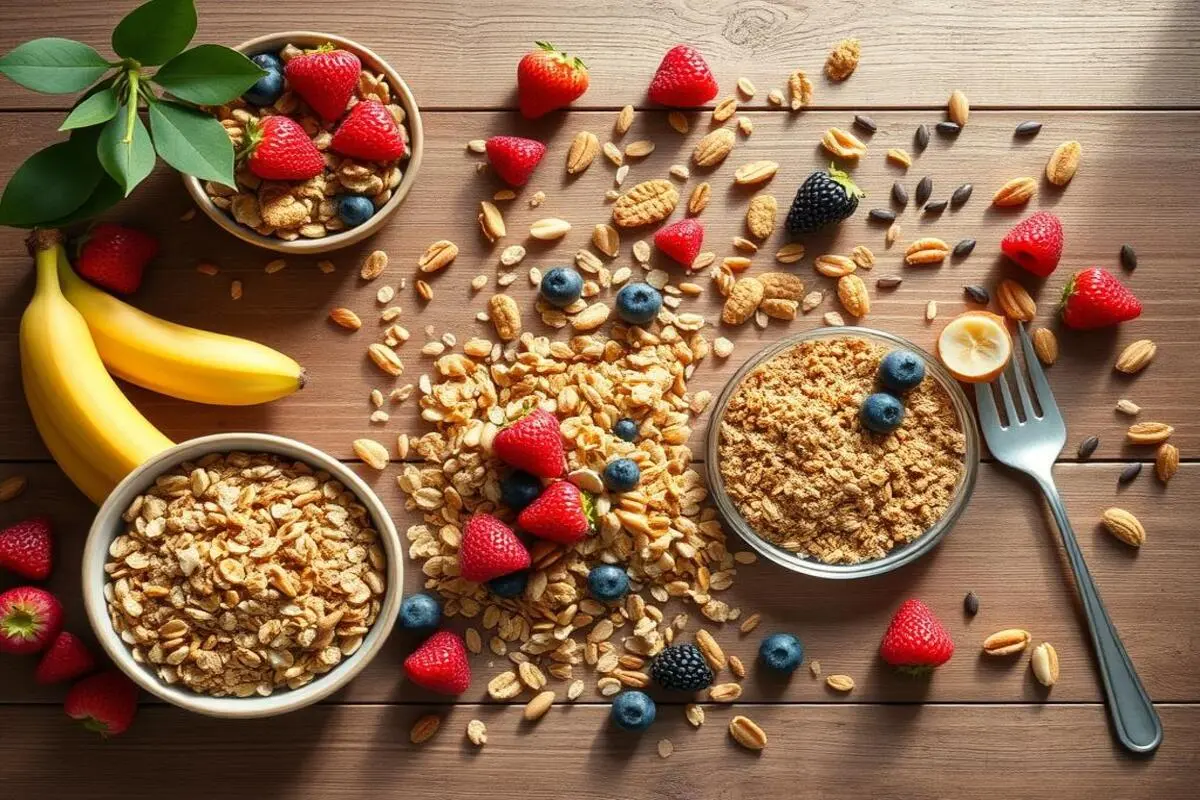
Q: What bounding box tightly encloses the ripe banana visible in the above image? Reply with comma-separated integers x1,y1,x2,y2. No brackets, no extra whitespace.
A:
56,250,305,405
20,232,174,497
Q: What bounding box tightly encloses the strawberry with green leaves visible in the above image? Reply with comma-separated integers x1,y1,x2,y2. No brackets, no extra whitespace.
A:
283,46,361,121
1060,267,1142,329
517,480,594,545
517,41,589,119
492,407,565,478
459,514,531,582
243,115,324,181
879,598,954,674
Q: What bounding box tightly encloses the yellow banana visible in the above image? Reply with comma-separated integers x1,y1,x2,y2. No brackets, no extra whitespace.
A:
22,362,115,504
57,251,306,406
20,232,173,488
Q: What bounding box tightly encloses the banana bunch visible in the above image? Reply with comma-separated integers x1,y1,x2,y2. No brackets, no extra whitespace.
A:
19,230,306,503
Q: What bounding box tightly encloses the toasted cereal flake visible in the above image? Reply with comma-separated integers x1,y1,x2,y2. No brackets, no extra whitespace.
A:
318,259,336,274
471,274,488,291
713,337,734,358
196,261,219,276
229,280,243,300
466,719,487,746
180,207,197,222
657,738,674,759
801,290,823,312
567,679,585,700
264,258,287,274
611,266,632,286
493,189,517,201
632,240,651,264
377,285,396,304
529,190,547,208
467,139,487,153
646,269,669,289
353,438,390,469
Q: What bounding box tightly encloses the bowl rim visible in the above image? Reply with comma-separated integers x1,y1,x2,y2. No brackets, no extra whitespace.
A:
703,326,981,580
82,432,403,718
181,30,424,254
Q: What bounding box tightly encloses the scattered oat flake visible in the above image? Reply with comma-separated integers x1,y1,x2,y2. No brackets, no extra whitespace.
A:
739,612,762,635
196,262,218,276
466,719,487,746
529,190,546,207
657,738,674,759
264,258,287,274
410,714,440,744
685,703,705,727
823,311,844,326
736,77,757,97
179,207,196,222
810,659,822,678
668,111,689,134
467,139,487,153
229,280,243,300
318,259,336,274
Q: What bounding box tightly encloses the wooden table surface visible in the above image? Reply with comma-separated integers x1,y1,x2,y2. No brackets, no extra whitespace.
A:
2,1,1198,797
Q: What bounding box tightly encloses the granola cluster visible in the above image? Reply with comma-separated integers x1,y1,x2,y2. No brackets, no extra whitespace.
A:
103,452,386,697
717,337,966,564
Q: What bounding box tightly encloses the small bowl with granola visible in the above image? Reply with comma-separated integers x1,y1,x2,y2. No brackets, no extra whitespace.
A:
82,433,402,718
705,328,980,579
183,31,423,254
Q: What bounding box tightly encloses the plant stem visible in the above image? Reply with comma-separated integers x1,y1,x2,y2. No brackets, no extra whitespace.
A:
122,70,140,144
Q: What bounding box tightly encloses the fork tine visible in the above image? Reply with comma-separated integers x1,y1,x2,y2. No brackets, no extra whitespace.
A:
1017,323,1060,419
1006,355,1037,421
996,368,1020,425
975,381,1004,433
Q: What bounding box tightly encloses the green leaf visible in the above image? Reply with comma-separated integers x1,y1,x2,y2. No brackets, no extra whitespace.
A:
97,106,155,196
41,175,124,227
60,86,119,130
0,137,103,227
112,0,197,66
152,44,266,105
0,38,110,94
148,100,235,186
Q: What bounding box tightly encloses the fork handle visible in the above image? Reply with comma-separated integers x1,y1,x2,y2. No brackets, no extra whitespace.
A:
1035,474,1162,754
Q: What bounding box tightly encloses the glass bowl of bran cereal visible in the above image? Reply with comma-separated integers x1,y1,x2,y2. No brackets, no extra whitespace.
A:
705,327,979,579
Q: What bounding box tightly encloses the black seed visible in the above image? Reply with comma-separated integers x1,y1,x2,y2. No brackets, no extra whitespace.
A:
953,239,977,258
924,200,948,214
950,183,973,206
936,121,962,135
964,285,989,304
1118,463,1143,484
964,591,980,616
915,176,933,206
1120,244,1137,271
854,114,877,134
914,124,930,151
868,208,896,223
1015,120,1043,137
892,182,909,208
1077,436,1100,459
876,276,903,289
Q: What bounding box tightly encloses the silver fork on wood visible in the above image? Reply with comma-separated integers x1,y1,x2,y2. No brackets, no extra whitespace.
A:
974,322,1162,755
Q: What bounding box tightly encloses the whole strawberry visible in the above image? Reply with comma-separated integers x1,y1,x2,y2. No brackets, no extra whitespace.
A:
35,631,95,685
517,480,594,545
879,598,954,674
492,408,565,478
403,630,471,695
459,514,531,582
1060,267,1142,330
647,45,718,107
1001,211,1064,277
331,99,406,162
485,136,547,187
0,585,63,655
283,46,361,121
76,224,159,296
0,516,52,580
243,115,324,181
517,41,589,119
64,670,138,737
654,218,704,266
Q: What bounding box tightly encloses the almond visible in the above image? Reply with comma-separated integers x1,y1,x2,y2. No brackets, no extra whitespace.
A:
825,674,855,692
1126,421,1173,445
1101,507,1145,547
329,307,362,331
996,279,1036,321
566,131,600,174
695,629,727,670
367,343,403,376
1156,443,1179,483
709,682,743,702
1046,141,1082,186
529,218,571,240
982,628,1031,656
692,128,736,167
523,690,555,721
1032,327,1058,365
624,139,656,158
409,714,441,744
614,105,634,136
418,240,458,273
360,249,388,280
992,177,1037,206
1114,339,1156,374
947,89,970,126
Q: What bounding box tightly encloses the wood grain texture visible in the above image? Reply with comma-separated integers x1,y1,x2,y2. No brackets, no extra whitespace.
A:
0,110,1195,461
2,703,1198,799
2,0,1200,110
2,461,1193,704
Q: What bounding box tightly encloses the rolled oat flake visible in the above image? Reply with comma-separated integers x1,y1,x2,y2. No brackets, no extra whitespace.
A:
950,183,973,206
915,176,933,206
914,123,930,151
953,239,977,258
868,208,896,223
1077,435,1100,459
892,182,909,208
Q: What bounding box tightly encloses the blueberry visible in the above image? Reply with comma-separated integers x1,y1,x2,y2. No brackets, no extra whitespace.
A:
487,570,529,598
878,349,926,393
860,392,906,434
539,267,584,308
499,470,542,511
588,564,630,601
399,593,442,631
251,52,285,73
602,458,641,492
612,418,639,442
610,690,656,732
615,282,663,325
243,66,285,106
337,195,376,228
758,633,804,673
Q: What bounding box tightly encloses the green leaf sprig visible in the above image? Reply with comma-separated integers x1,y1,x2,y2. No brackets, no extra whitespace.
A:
0,0,266,227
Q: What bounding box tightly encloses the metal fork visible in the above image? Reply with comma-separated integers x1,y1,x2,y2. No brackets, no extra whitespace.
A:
974,323,1162,755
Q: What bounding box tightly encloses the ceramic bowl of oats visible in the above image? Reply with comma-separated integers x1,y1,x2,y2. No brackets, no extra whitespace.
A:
82,433,402,718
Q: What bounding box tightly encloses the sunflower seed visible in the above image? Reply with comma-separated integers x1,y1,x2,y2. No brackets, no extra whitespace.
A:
964,591,980,616
1118,463,1143,484
868,208,896,223
914,123,930,151
936,120,962,135
1014,120,1043,137
1077,435,1100,459
1120,244,1137,271
891,182,908,208
950,183,973,206
915,176,933,205
964,285,989,304
853,114,877,133
924,199,947,214
953,239,977,258
876,275,903,289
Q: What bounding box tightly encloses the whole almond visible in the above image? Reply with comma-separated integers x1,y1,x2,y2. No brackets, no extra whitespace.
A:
815,254,857,277
992,177,1038,206
837,274,870,317
688,182,712,215
825,674,855,692
982,628,1032,656
488,293,522,341
530,218,572,240
0,475,28,503
905,238,950,265
692,128,736,167
734,160,779,185
948,89,970,126
1156,443,1179,483
329,307,362,331
1101,507,1145,547
360,249,388,280
418,240,458,273
1032,327,1058,365
592,224,620,258
821,127,867,159
996,279,1036,321
478,201,506,242
1115,339,1156,374
1126,422,1173,444
729,716,767,750
1030,642,1059,688
1046,141,1082,186
566,131,600,174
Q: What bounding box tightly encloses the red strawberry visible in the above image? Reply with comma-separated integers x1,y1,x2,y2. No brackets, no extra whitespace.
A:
517,481,594,545
492,408,565,478
459,514,531,582
1001,211,1064,277
1060,267,1142,330
243,115,324,181
283,46,361,121
330,100,406,162
485,136,547,187
517,41,589,119
647,45,718,107
0,516,52,580
64,670,138,737
403,630,471,695
654,218,704,266
76,224,159,295
879,598,955,674
35,631,96,685
0,586,63,655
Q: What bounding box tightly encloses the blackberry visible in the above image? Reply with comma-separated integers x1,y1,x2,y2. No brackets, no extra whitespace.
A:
785,166,863,235
650,644,713,691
